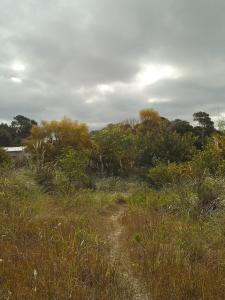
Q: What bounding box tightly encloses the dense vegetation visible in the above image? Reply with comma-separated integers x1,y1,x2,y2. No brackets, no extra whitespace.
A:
1,108,225,299
0,115,37,146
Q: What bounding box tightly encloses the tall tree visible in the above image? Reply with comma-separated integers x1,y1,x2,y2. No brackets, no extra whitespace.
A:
0,128,13,146
11,115,37,145
193,112,215,147
171,119,193,134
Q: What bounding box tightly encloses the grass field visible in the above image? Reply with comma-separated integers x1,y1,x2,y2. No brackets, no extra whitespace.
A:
1,171,225,299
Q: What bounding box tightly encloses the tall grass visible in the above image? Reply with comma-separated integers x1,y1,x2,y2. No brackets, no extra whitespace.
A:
2,169,225,299
122,187,225,299
0,171,132,299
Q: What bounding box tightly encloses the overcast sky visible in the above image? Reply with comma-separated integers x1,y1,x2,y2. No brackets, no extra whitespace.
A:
1,0,225,127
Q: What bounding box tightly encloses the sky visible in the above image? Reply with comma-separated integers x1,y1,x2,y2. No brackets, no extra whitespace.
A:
1,0,225,128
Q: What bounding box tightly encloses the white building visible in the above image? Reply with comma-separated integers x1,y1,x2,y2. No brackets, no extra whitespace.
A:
4,147,26,160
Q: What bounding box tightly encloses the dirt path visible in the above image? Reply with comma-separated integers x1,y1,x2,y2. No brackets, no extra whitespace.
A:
108,206,151,300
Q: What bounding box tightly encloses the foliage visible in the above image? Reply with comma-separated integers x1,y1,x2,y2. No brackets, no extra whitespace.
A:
139,108,161,129
193,111,215,148
137,117,196,168
11,115,37,144
24,117,91,162
196,177,225,217
0,128,13,146
34,161,56,192
148,162,192,187
56,148,91,192
0,115,37,146
93,124,137,176
193,111,215,132
0,148,12,168
2,108,225,299
190,134,225,179
171,119,193,134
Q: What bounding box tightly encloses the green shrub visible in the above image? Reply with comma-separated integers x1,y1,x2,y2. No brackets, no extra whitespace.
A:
148,163,191,187
190,150,219,180
34,161,56,192
57,149,92,191
0,148,12,168
0,173,42,217
196,177,225,217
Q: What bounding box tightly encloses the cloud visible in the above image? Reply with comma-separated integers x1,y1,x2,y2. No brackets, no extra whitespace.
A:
1,0,225,127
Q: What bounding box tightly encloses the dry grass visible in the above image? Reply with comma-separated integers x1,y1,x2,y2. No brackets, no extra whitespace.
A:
122,208,225,300
2,171,225,299
0,173,132,300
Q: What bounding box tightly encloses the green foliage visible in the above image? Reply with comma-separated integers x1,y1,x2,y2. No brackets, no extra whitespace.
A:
0,115,37,147
196,177,225,217
148,163,192,187
93,125,137,176
34,161,56,192
193,111,214,132
57,149,91,192
0,128,12,146
11,115,37,143
193,111,215,148
0,148,12,168
190,134,225,179
127,186,188,213
0,172,42,217
137,118,196,168
171,119,193,134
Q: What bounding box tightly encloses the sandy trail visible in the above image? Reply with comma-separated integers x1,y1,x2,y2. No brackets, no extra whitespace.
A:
108,207,151,300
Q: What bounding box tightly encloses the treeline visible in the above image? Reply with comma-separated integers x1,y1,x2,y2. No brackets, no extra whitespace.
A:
0,115,37,146
11,109,221,189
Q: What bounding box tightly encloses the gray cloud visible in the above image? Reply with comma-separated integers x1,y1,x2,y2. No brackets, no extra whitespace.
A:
1,0,225,128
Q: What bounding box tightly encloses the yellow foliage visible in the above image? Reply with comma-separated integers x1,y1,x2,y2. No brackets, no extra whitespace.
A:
24,117,91,161
139,108,161,127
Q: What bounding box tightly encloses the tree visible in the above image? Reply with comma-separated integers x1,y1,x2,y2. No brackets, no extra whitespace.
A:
0,128,12,146
193,112,214,130
139,108,161,131
136,118,196,168
193,112,215,148
171,119,193,134
93,124,137,175
58,148,90,189
24,117,91,162
11,115,37,145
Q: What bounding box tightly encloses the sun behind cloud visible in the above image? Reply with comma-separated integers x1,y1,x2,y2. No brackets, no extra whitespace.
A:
136,64,181,88
11,62,26,72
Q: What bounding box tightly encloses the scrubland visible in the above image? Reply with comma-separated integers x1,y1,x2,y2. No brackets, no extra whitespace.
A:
1,109,225,299
1,171,225,300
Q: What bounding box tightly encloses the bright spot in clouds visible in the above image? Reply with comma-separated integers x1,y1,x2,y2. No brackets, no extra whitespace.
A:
11,62,26,72
148,98,172,103
10,77,22,83
136,64,180,88
97,84,114,94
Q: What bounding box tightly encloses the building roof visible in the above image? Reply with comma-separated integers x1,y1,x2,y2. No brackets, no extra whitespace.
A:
4,147,26,152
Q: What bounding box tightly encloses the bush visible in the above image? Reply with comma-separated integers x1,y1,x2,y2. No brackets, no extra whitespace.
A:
148,163,192,187
57,149,92,191
190,150,219,180
0,148,12,167
196,177,225,217
34,161,56,192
